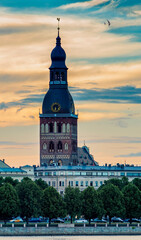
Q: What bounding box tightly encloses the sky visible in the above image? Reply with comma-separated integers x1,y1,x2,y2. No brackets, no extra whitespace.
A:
0,0,141,167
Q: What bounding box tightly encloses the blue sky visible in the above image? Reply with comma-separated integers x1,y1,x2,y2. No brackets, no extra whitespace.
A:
0,0,141,167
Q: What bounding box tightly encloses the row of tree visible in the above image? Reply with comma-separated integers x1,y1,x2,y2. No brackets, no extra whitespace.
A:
0,176,140,224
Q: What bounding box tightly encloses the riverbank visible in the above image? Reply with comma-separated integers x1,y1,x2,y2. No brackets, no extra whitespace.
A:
0,226,141,236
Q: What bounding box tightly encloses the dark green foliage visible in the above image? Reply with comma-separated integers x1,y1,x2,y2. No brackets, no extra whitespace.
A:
99,183,125,223
35,178,48,190
122,183,141,223
16,177,42,223
0,183,20,223
100,177,129,191
41,186,66,224
81,186,104,224
132,178,141,191
4,177,19,187
0,177,4,187
64,186,81,223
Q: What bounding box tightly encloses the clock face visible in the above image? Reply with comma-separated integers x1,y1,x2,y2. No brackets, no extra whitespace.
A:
51,103,61,112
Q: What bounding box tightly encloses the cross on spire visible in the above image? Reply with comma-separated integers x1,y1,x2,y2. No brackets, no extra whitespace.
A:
57,18,60,36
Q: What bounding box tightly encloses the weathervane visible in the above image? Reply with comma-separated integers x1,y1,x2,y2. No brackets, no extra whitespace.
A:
57,18,60,36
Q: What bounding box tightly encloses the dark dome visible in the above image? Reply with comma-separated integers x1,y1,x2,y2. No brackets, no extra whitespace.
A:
42,87,75,114
50,36,67,69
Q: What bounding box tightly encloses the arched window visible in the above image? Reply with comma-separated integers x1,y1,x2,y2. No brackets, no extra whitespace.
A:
55,72,60,80
54,122,57,133
43,143,47,150
57,141,62,151
65,143,68,151
67,123,70,133
49,123,54,133
49,159,53,165
60,72,65,81
62,123,66,133
45,124,49,133
49,141,54,152
41,124,44,133
57,123,62,133
58,159,62,166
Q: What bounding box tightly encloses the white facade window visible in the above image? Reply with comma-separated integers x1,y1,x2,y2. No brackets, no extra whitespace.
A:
62,123,66,133
103,172,108,176
95,181,98,187
67,123,70,133
45,124,49,133
41,124,44,133
85,181,88,187
80,181,83,186
75,172,80,176
65,143,68,150
67,171,73,176
100,181,103,186
43,143,47,150
81,172,86,176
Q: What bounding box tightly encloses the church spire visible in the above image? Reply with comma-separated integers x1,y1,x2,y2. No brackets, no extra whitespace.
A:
56,18,61,46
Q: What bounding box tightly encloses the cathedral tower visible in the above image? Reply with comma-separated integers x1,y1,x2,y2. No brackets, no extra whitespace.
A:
40,21,78,166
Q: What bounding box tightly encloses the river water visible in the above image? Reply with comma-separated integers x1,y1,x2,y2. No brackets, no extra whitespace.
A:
0,236,141,240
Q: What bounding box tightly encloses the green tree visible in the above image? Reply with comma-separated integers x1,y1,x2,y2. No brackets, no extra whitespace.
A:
132,178,141,191
41,186,66,225
0,176,4,187
64,186,81,223
81,186,104,224
100,177,129,191
16,178,42,223
35,178,48,190
4,176,19,187
122,183,141,223
99,183,125,224
0,183,20,223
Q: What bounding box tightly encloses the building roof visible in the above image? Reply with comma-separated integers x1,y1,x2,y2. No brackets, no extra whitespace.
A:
0,160,10,168
35,165,141,172
0,168,26,173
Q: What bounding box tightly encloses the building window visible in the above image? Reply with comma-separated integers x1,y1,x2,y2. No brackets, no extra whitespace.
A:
49,123,54,133
54,122,57,133
57,123,62,133
85,181,88,187
120,172,125,176
86,172,92,176
53,172,56,176
49,160,53,166
90,181,93,186
100,181,103,186
67,123,70,133
60,72,65,81
59,181,64,187
70,181,73,187
80,181,83,187
38,172,43,176
43,143,47,150
45,123,49,133
62,181,64,187
60,191,64,195
95,181,98,187
52,181,56,187
65,143,68,151
41,124,44,133
62,123,66,133
75,181,79,187
48,181,51,186
49,141,54,152
58,141,62,151
55,72,60,80
58,159,62,166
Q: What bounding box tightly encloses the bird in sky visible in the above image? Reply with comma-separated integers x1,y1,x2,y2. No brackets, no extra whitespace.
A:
104,19,111,26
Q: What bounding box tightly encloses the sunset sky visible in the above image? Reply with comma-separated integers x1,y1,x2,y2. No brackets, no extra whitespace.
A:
0,0,141,167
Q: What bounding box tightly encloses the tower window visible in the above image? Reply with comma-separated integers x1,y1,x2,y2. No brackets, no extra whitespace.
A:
60,72,65,81
57,123,62,133
49,141,54,152
57,141,62,151
55,72,60,80
49,123,54,133
41,124,44,133
62,123,66,133
58,159,62,166
67,123,70,133
65,143,68,151
43,143,47,150
45,124,49,133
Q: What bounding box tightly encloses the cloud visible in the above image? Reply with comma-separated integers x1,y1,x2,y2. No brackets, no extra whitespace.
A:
71,85,141,104
115,152,141,158
59,0,110,9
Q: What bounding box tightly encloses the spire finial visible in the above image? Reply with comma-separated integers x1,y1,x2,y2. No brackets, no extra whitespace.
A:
57,18,60,36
